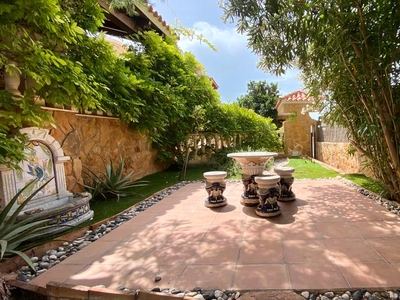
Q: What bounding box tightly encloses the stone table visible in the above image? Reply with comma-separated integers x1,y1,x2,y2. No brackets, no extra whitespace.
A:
227,151,278,206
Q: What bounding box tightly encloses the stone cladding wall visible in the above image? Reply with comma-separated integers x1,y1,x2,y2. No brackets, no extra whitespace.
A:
281,103,318,157
316,142,362,173
47,111,167,193
279,100,374,176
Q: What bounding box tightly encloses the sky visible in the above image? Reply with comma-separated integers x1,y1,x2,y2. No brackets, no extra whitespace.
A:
151,0,304,103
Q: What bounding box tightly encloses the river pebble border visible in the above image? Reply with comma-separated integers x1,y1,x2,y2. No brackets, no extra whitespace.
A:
14,160,400,300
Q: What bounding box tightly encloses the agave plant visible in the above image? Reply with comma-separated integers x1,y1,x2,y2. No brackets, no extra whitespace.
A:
0,178,60,270
82,157,148,201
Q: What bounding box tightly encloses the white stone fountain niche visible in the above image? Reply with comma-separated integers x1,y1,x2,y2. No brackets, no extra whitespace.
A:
0,127,93,233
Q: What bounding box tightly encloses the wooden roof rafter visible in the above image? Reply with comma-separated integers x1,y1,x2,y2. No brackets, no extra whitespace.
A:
98,0,172,38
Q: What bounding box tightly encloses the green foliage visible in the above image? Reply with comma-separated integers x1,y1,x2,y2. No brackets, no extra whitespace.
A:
0,0,106,104
0,91,54,169
221,0,400,201
66,33,146,117
0,0,108,168
207,147,243,177
205,103,283,152
124,31,221,163
105,0,146,16
82,158,148,201
0,132,25,170
236,81,279,126
0,0,281,173
0,179,59,270
0,0,222,169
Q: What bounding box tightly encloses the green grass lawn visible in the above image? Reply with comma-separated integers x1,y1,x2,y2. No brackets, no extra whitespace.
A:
287,158,386,195
342,173,387,197
286,157,340,179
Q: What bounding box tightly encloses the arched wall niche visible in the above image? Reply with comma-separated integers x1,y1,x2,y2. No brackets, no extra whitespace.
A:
0,127,72,211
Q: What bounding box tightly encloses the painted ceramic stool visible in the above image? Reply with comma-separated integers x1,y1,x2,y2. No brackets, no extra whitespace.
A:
274,166,296,201
254,175,281,217
203,171,228,208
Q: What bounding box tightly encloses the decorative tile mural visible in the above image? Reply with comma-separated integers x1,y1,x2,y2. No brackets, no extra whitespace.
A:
14,141,57,204
47,203,91,225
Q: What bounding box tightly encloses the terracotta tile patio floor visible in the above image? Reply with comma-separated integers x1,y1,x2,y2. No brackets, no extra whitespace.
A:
28,179,400,291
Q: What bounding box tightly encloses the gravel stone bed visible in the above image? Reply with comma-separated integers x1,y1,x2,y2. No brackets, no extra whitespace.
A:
14,158,400,299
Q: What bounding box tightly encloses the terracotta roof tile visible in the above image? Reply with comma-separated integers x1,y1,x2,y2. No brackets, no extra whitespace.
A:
279,90,312,102
275,90,315,109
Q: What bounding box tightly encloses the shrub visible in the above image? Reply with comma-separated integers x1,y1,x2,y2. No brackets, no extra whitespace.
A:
207,146,241,176
82,158,148,201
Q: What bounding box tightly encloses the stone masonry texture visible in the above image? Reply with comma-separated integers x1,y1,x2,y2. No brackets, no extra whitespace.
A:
47,111,167,193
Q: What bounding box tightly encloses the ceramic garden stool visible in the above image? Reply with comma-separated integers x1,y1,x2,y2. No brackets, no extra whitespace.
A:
254,175,282,217
274,166,296,201
203,171,228,208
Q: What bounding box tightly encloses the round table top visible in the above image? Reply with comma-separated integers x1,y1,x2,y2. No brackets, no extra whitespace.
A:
227,151,278,158
203,171,227,176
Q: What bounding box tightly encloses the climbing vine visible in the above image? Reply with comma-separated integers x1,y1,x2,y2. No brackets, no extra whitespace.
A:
0,0,280,168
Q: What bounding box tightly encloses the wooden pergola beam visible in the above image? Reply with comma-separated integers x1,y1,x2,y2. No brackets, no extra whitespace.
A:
98,0,172,38
99,0,141,35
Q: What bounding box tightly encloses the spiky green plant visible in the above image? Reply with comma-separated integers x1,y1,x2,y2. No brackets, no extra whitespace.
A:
82,158,149,201
0,178,60,270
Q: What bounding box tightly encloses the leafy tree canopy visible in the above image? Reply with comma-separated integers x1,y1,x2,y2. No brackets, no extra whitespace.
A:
236,81,279,126
221,0,400,201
